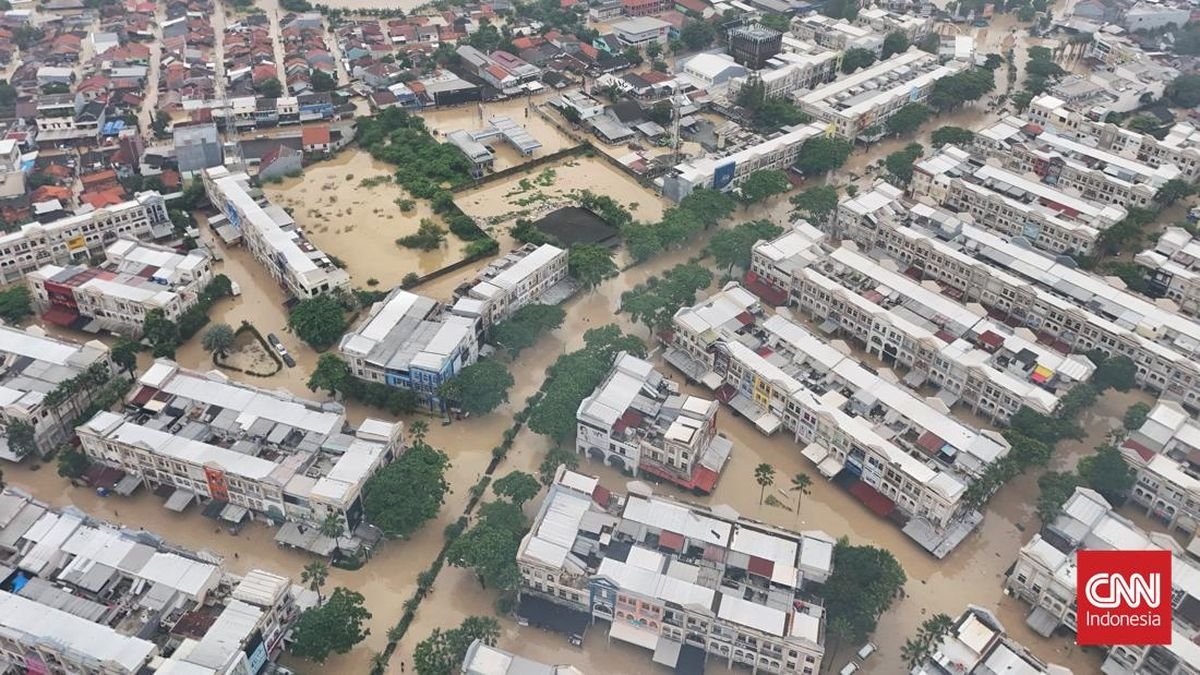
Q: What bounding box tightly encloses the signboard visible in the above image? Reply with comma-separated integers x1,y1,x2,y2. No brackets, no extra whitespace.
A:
205,466,229,502
713,161,736,190
243,630,268,675
67,236,87,252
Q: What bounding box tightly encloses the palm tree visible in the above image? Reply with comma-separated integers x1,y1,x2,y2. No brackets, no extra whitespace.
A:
902,612,956,668
754,462,776,505
301,561,329,601
369,651,389,675
790,472,812,523
201,323,236,359
409,419,429,443
319,512,344,539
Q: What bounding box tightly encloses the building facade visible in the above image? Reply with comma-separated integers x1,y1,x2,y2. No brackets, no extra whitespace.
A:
1136,227,1200,317
663,123,825,202
450,243,570,329
728,24,783,69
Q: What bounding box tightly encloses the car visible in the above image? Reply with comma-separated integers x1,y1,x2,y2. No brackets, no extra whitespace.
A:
838,663,859,675
857,642,877,660
267,333,297,368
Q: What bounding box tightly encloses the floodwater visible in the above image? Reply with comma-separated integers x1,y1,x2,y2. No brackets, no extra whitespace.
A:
263,150,474,289
420,97,580,172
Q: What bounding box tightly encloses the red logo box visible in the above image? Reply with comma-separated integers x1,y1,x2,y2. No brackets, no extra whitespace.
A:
1076,549,1172,646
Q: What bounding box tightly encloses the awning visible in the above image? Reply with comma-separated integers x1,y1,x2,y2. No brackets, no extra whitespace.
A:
700,371,724,389
609,621,659,651
1032,365,1054,383
42,306,80,327
817,455,844,479
848,481,896,518
1026,606,1060,638
802,443,829,465
653,637,682,668
516,594,590,635
659,531,684,551
755,413,782,435
164,489,195,512
220,504,248,523
113,474,142,496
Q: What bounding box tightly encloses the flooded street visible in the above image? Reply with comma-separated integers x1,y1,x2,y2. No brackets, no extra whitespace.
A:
263,151,474,288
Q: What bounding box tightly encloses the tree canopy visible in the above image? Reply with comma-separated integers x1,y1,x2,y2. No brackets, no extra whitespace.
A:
841,47,876,74
492,470,541,506
201,323,235,358
819,540,907,643
621,263,715,332
569,244,618,289
1169,74,1200,108
413,617,501,675
707,220,784,273
884,143,926,184
288,587,372,662
790,185,839,223
1124,402,1151,430
1037,471,1082,522
438,359,514,416
446,500,528,593
363,439,451,538
881,31,909,59
739,169,791,205
288,296,347,350
901,614,955,669
356,108,473,198
490,304,566,356
794,137,853,176
928,68,995,111
679,19,715,50
1078,444,1135,505
0,286,32,323
931,126,975,147
885,103,932,137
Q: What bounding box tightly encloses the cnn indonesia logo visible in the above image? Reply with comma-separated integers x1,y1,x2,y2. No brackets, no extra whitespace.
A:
1076,549,1172,646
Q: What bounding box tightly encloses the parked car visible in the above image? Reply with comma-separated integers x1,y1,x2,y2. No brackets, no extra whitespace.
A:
838,663,859,675
857,642,877,660
267,333,296,368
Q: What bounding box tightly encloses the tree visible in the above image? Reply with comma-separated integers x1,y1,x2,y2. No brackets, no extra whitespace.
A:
917,32,940,54
490,304,566,357
201,323,235,358
5,421,37,458
841,47,876,74
1124,402,1151,430
790,472,812,523
111,339,140,375
739,169,791,206
1011,90,1035,112
255,77,283,98
397,219,447,250
1079,444,1135,505
539,445,580,485
707,220,783,273
794,137,853,176
1037,471,1082,522
446,501,527,591
1156,178,1196,206
621,263,715,330
790,185,839,224
1168,73,1200,108
288,587,371,662
492,470,541,506
0,286,32,323
439,359,513,416
301,561,329,600
886,103,931,137
308,353,352,396
311,69,337,93
413,616,501,675
363,440,451,538
881,31,909,59
288,296,347,350
57,445,91,479
569,244,617,288
754,462,775,504
820,541,907,643
931,126,975,147
1093,354,1136,392
901,613,955,669
680,19,715,50
884,143,925,184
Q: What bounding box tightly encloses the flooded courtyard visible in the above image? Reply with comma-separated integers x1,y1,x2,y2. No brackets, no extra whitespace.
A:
419,97,581,172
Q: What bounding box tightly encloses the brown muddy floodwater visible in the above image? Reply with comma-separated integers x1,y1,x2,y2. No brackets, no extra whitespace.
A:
419,97,580,171
263,151,473,289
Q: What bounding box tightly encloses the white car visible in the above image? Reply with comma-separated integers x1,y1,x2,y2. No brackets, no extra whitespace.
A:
838,663,859,675
857,642,877,660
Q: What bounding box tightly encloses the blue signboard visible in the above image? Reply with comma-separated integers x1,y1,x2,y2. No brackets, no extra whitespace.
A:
713,161,736,190
243,630,268,675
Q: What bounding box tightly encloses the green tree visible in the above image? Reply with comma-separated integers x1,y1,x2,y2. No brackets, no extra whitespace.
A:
620,263,715,330
301,561,329,601
881,31,909,58
569,244,618,288
1156,178,1196,206
1124,402,1151,430
901,613,955,669
311,69,337,93
363,440,451,538
288,587,371,662
820,540,907,643
288,296,347,350
319,512,344,538
1037,471,1082,522
438,359,514,416
794,137,853,176
1168,73,1200,108
886,103,931,136
413,617,501,675
790,185,839,224
931,126,975,147
0,286,32,323
841,47,876,73
1078,444,1135,505
707,220,784,273
201,323,235,358
490,304,566,357
5,421,37,458
539,445,580,485
754,462,775,504
917,32,940,54
255,77,283,98
790,472,812,523
492,470,541,506
885,143,925,184
446,501,527,590
111,339,140,375
739,169,791,205
1011,89,1035,112
1093,355,1136,392
680,19,715,50
56,445,91,479
397,219,447,250
308,353,352,395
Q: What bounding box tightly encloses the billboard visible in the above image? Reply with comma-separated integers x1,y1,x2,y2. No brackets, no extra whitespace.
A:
243,630,268,675
67,236,87,252
713,161,736,190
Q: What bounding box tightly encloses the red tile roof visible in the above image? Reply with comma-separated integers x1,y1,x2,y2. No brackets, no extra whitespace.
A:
301,124,331,145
